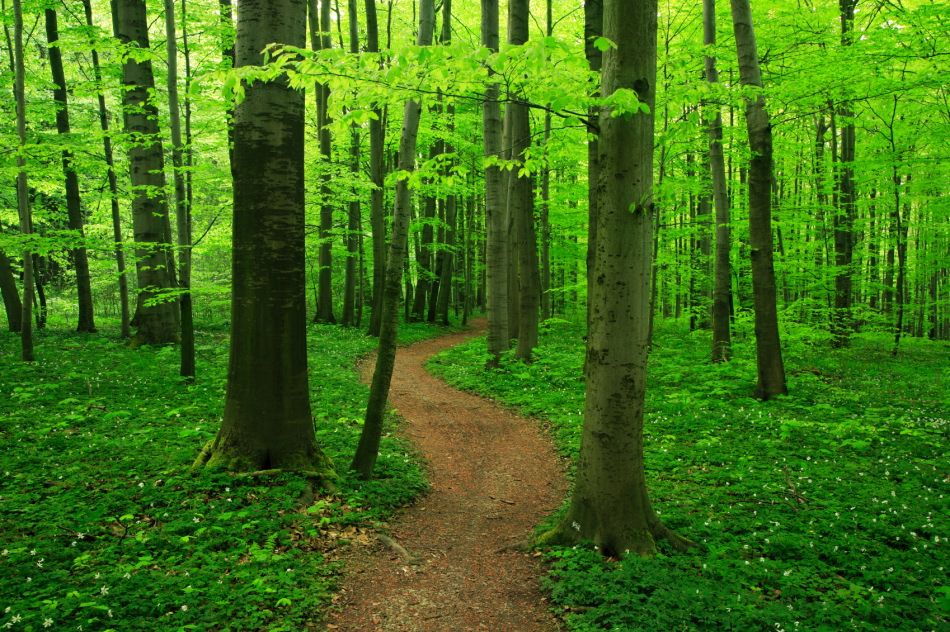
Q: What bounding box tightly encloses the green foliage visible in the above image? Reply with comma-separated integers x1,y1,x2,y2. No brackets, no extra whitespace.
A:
428,319,949,631
0,318,446,631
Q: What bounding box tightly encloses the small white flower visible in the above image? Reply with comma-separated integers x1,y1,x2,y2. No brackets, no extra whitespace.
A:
571,521,580,531
43,618,53,628
100,585,109,595
29,550,36,556
181,605,188,612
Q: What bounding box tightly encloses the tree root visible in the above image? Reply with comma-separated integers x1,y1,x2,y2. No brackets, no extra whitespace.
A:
376,533,421,565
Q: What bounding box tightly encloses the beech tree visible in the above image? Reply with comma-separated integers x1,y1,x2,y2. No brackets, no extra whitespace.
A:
196,0,331,474
114,0,179,346
730,0,787,399
541,0,691,557
351,0,436,480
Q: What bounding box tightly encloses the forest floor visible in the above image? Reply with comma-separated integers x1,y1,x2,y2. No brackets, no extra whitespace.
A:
326,320,567,632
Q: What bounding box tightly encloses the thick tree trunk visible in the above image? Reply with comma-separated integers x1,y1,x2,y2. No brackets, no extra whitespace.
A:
365,0,386,336
352,0,435,480
730,0,787,399
584,0,603,338
83,0,131,339
0,249,21,332
541,0,690,559
45,9,96,333
219,0,235,168
166,0,196,379
197,0,332,475
704,0,732,362
114,0,179,346
483,0,508,364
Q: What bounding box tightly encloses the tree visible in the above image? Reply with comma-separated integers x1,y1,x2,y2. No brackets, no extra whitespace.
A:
165,0,196,379
45,8,96,334
311,0,336,324
351,0,436,480
0,250,22,332
704,0,732,362
365,0,386,336
114,0,179,346
730,0,787,399
483,0,508,365
83,0,131,339
196,0,331,475
506,0,540,362
541,0,691,558
11,0,33,361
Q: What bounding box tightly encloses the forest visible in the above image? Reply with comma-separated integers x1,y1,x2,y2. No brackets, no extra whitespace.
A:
0,0,947,630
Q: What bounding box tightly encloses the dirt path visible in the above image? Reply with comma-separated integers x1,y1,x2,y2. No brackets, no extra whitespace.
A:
326,321,567,631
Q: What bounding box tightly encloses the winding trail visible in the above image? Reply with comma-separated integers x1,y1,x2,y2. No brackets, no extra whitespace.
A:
326,321,567,631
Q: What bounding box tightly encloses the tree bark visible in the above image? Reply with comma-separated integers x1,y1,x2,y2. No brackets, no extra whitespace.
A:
584,0,603,339
83,0,131,339
483,0,508,364
311,0,336,323
12,0,33,361
0,249,21,332
341,0,361,327
114,0,179,346
541,0,691,559
704,0,732,362
352,0,435,480
831,0,858,347
166,0,195,380
730,0,787,399
365,0,386,336
196,0,332,476
45,8,96,333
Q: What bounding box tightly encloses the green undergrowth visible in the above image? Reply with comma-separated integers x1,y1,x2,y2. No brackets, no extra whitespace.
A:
428,317,949,631
0,316,453,631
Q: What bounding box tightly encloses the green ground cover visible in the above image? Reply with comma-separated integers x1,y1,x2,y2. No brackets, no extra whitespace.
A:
0,318,448,631
428,318,949,631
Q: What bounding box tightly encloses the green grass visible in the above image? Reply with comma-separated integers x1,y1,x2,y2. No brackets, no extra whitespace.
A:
0,317,451,631
428,316,950,631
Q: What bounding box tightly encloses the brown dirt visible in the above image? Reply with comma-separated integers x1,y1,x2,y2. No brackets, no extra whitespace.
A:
325,320,567,632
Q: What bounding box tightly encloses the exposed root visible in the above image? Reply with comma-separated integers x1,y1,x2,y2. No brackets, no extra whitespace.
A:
376,533,421,565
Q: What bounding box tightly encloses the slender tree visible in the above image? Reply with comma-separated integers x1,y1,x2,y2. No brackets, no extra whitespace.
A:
483,0,509,365
351,0,436,480
196,0,332,474
311,0,336,324
341,0,362,327
704,0,732,362
114,0,179,346
12,0,33,361
45,8,96,333
365,0,387,336
83,0,131,339
541,0,690,557
730,0,787,399
165,0,195,379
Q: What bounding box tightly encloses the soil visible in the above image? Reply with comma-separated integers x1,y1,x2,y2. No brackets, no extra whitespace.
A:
325,321,567,631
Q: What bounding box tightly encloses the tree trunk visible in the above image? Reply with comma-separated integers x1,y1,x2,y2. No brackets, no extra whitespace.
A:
83,0,131,339
584,0,603,339
219,0,236,168
705,0,732,362
341,0,361,327
506,0,539,362
196,0,332,476
831,0,858,347
311,0,336,323
166,0,196,379
539,0,553,321
114,0,179,346
352,0,435,480
541,0,690,559
0,249,21,332
365,0,386,336
483,0,508,364
45,8,96,333
730,0,787,399
12,0,33,361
